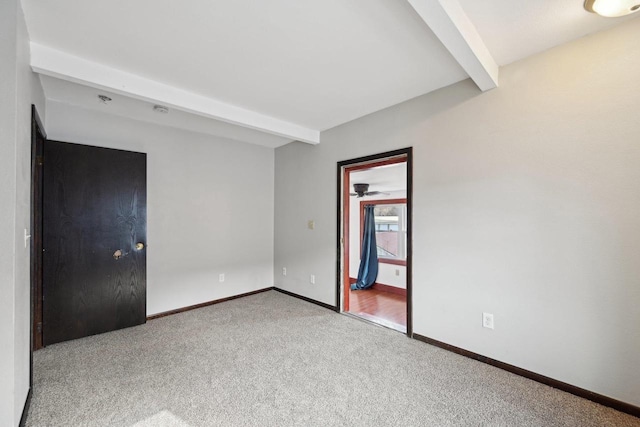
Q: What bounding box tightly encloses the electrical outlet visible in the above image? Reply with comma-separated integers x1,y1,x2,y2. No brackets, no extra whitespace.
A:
482,312,494,330
395,269,400,276
310,274,315,284
307,220,315,230
282,267,287,276
219,273,225,283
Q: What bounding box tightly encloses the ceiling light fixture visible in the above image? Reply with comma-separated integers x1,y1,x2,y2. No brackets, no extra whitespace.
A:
584,0,640,17
97,94,112,104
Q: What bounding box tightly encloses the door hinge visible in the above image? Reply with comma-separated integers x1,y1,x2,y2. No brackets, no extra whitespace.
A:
37,322,42,333
36,155,44,166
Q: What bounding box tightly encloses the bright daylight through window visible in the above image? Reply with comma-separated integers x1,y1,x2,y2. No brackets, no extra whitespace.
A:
371,203,406,264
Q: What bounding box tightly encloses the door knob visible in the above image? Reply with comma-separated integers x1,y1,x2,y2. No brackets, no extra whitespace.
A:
135,242,145,250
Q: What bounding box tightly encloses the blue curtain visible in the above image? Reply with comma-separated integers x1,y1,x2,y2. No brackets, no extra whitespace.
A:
351,205,378,290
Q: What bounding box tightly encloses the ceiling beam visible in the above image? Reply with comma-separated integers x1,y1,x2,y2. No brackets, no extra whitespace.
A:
30,43,320,144
407,0,498,91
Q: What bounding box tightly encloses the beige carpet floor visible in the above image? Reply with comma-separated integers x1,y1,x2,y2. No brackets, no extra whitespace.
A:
27,290,640,426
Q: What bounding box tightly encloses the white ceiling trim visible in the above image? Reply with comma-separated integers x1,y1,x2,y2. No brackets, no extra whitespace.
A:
407,0,499,91
30,43,320,144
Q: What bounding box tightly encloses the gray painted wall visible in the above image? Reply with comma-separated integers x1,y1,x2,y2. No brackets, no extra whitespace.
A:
46,102,275,316
0,1,46,425
274,20,640,406
14,8,46,426
0,0,19,423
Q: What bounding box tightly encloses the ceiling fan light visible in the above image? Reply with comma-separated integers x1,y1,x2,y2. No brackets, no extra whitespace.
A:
584,0,640,17
353,183,369,194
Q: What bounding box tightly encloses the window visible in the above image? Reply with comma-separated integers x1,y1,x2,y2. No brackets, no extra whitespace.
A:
360,199,407,266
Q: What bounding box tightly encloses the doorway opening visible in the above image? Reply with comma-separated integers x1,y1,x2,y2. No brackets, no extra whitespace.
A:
337,148,412,335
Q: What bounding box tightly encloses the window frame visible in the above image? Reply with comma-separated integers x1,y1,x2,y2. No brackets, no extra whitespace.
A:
359,198,407,266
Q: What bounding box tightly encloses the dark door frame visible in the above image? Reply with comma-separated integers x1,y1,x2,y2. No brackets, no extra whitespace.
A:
30,105,46,384
336,147,413,336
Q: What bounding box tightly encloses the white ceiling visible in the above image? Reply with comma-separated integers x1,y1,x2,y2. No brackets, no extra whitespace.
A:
21,0,639,147
458,0,639,66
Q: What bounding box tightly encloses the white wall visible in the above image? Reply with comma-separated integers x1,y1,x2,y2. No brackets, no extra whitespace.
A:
274,20,640,406
46,102,274,316
349,191,407,288
0,1,46,425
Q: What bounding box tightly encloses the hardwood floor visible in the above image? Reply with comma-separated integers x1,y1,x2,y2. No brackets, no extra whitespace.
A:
348,288,407,332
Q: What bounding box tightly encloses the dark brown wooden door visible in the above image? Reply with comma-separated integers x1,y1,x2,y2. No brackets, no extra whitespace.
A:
43,141,146,346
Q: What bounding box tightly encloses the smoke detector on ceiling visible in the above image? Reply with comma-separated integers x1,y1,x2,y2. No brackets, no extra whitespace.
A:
97,94,112,104
153,105,169,114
